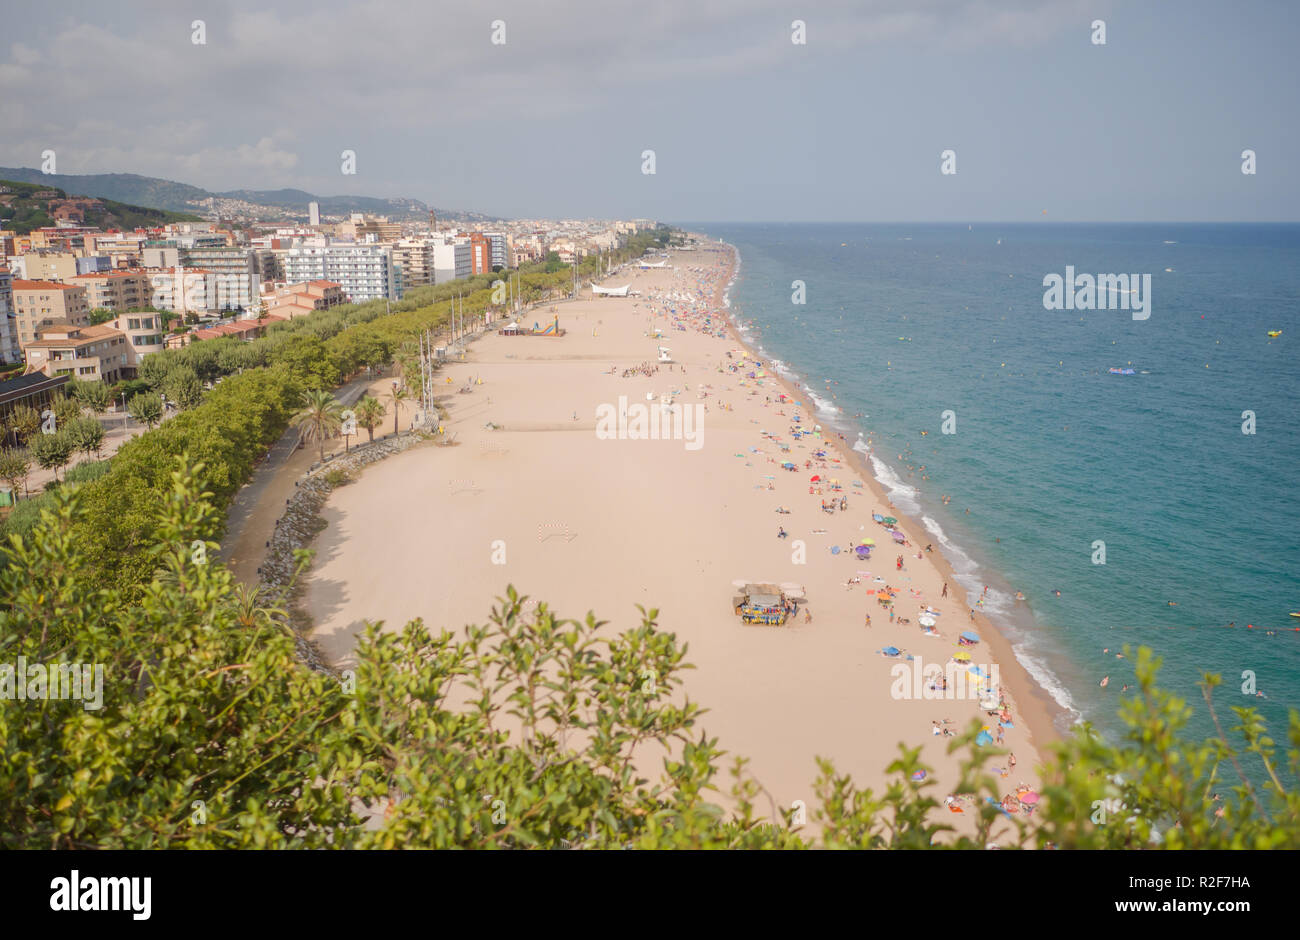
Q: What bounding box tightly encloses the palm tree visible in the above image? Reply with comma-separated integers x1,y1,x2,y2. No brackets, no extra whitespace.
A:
386,385,410,436
291,389,343,462
355,395,386,442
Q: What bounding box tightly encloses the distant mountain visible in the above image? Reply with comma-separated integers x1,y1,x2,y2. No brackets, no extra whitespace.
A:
0,167,498,223
0,177,203,235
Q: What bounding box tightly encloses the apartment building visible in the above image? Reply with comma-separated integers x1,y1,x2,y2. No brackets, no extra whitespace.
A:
468,233,493,275
148,267,219,315
390,239,434,287
7,252,79,282
10,279,91,351
281,244,402,302
483,232,508,269
24,323,130,383
73,270,152,313
86,233,148,268
179,245,258,311
106,311,166,368
431,241,472,284
0,267,17,364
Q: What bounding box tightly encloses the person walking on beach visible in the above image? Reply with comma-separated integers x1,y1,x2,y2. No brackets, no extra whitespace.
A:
1008,752,1016,770
865,613,871,629
941,582,948,598
777,526,787,539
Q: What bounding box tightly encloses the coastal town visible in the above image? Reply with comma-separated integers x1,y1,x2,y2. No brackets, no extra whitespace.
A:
2,4,1295,896
0,182,657,484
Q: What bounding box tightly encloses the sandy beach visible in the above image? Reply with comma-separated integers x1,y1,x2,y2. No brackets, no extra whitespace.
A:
301,243,1056,834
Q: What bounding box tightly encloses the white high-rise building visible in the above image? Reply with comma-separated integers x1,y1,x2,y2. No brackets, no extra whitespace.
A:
431,240,472,284
308,201,321,226
282,244,402,303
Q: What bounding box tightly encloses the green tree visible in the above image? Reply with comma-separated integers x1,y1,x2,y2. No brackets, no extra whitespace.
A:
2,461,1298,849
291,388,343,463
127,391,164,429
162,364,204,410
138,354,170,390
30,430,74,482
88,308,116,326
7,405,40,447
71,379,113,415
0,447,32,500
51,394,81,428
65,416,105,461
354,395,385,443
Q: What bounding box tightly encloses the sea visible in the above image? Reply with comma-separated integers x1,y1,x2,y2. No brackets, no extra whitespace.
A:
697,222,1300,749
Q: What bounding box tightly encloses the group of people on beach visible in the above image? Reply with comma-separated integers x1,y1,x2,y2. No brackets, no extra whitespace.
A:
618,361,661,378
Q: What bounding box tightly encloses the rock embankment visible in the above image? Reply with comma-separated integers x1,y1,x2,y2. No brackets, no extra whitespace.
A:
258,431,434,670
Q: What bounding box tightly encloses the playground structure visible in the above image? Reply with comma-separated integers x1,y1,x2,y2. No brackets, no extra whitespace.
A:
499,316,566,337
538,522,577,542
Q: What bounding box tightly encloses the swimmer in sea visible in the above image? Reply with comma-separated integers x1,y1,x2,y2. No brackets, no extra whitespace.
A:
1100,676,1109,688
1053,589,1062,597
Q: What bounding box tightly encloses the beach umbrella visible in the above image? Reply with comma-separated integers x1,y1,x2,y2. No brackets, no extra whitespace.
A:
854,545,871,557
961,631,980,643
872,513,884,522
882,647,900,656
830,546,841,555
861,538,875,546
919,616,936,628
882,516,898,525
892,532,906,543
1019,792,1040,805
952,650,971,662
810,475,821,482
975,730,994,746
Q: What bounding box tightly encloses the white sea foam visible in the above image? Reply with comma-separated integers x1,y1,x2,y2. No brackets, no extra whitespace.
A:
921,515,976,573
1011,644,1082,720
869,455,918,513
921,516,1081,723
852,436,871,455
804,387,841,416
770,358,798,380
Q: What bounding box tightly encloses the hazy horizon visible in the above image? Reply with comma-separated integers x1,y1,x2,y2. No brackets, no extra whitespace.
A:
3,0,1297,223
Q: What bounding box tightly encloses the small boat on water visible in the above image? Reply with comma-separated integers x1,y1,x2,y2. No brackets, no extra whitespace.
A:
1267,330,1282,337
1108,368,1136,375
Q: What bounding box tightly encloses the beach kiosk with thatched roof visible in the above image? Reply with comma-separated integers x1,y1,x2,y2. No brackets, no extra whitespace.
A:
731,580,804,626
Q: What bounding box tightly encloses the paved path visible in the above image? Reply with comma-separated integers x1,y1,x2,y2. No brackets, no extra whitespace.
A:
219,368,411,584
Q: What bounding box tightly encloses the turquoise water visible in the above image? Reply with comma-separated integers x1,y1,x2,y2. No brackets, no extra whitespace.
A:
698,222,1300,743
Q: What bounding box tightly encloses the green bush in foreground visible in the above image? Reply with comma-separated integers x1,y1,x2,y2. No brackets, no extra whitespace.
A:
2,460,1295,849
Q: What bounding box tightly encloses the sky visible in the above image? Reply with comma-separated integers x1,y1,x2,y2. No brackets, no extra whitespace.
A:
2,0,1297,222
